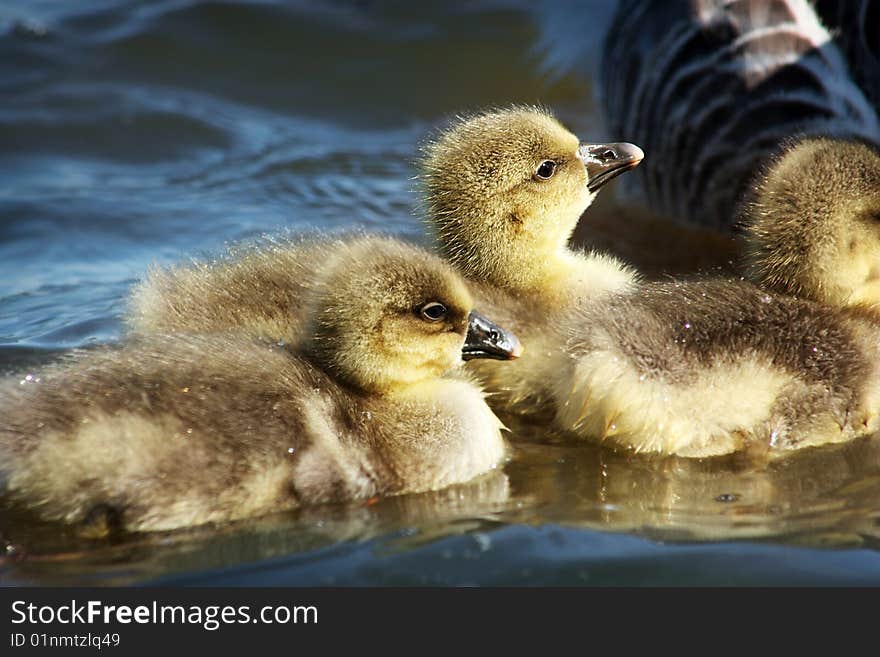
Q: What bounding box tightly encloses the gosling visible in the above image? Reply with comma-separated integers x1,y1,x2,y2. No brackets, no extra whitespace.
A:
601,2,880,313
742,137,880,312
0,241,519,533
421,107,880,458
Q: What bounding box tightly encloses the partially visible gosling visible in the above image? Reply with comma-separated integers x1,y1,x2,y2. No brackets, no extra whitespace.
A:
0,241,519,533
742,138,880,311
129,234,363,342
127,109,643,364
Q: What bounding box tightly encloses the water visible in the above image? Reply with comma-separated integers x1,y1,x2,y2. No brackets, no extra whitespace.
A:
1,0,879,586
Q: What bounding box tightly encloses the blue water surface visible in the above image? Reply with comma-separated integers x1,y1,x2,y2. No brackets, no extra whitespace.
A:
2,0,880,586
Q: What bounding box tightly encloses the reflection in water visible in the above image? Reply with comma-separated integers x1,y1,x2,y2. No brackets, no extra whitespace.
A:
0,470,512,586
502,417,880,549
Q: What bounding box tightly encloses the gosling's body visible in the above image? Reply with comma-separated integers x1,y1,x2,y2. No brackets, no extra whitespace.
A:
462,271,880,458
0,336,502,532
556,280,880,456
742,138,880,311
0,241,510,532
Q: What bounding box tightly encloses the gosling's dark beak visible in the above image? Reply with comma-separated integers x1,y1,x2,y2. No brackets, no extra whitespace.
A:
462,311,522,362
579,142,644,193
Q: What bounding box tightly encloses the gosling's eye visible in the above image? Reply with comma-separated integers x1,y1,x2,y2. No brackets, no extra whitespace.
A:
535,160,557,180
419,302,448,322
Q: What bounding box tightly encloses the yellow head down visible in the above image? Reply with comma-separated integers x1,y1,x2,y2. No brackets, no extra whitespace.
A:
743,138,880,309
421,106,643,294
304,238,503,394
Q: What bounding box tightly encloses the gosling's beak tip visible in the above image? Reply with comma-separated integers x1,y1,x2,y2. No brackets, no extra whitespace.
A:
629,143,645,160
508,337,523,360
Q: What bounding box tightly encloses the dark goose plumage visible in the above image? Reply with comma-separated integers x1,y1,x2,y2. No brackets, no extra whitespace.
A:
600,0,880,230
815,0,880,108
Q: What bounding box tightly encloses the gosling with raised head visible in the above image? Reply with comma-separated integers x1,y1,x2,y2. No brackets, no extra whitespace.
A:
422,107,880,457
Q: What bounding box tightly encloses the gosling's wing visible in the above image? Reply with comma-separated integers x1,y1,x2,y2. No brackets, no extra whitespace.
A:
600,0,880,230
0,336,321,529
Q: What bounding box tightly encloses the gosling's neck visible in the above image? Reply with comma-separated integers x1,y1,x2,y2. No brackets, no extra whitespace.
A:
443,239,636,306
302,333,457,399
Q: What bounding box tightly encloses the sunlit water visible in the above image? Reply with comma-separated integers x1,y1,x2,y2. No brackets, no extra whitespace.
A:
2,0,879,586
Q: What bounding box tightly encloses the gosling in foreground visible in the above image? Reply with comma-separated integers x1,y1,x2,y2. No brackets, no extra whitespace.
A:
0,241,519,532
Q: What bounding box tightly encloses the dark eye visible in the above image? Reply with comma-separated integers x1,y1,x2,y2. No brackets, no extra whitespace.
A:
535,160,556,180
419,302,447,322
